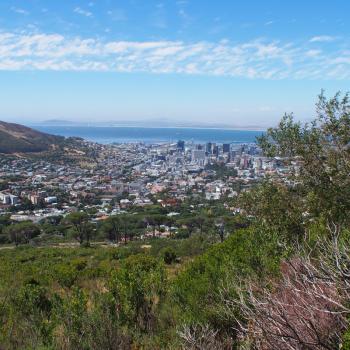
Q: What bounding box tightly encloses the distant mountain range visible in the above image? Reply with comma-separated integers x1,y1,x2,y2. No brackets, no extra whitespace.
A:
41,119,76,125
37,119,266,131
0,120,65,154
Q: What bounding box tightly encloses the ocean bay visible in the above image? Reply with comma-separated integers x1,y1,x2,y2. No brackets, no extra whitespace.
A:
34,126,263,144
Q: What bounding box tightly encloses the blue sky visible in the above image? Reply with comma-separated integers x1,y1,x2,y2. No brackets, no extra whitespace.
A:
0,0,349,127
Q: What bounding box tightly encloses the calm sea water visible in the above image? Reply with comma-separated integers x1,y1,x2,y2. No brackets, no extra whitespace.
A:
34,126,263,144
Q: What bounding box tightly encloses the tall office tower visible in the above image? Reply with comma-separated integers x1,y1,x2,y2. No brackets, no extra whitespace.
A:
243,155,249,169
206,142,212,154
213,145,219,156
223,143,230,153
192,149,206,162
177,140,185,152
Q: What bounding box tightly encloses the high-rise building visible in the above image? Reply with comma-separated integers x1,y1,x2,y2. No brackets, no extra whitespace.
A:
243,155,249,169
177,140,185,152
223,143,230,153
213,145,219,156
206,142,212,154
192,149,206,162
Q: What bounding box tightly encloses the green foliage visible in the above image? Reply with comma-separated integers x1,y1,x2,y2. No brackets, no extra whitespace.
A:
110,254,166,332
54,264,79,288
1,279,55,349
9,197,34,212
4,221,40,246
342,327,350,350
99,215,121,242
206,163,238,179
64,212,95,245
0,214,11,244
0,180,9,191
160,246,177,264
239,181,304,244
15,279,52,317
57,287,88,348
0,214,11,233
172,227,283,328
257,92,350,228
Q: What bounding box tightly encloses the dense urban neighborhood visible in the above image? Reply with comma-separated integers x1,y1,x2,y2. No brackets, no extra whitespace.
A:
0,139,298,233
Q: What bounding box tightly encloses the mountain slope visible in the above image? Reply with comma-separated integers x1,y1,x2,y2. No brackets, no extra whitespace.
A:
0,120,65,154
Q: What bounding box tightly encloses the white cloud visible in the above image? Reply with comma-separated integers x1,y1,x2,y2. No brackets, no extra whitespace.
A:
330,56,350,65
305,49,322,57
11,7,29,15
74,7,93,17
0,31,349,79
309,35,335,43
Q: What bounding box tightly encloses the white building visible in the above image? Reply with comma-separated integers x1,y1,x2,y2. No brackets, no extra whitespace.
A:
0,192,19,205
191,150,207,166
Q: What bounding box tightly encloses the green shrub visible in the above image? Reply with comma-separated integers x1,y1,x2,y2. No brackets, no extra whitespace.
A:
160,247,177,264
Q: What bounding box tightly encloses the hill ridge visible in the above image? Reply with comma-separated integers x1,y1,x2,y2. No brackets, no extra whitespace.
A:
0,120,65,154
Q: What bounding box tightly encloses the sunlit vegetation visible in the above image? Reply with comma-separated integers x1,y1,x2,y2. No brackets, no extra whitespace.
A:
0,93,349,349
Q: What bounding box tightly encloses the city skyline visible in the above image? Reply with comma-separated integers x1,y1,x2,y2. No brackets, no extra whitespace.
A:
0,0,350,126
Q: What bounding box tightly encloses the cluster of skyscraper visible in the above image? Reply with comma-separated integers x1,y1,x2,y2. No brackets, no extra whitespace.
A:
175,140,260,168
177,140,231,156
